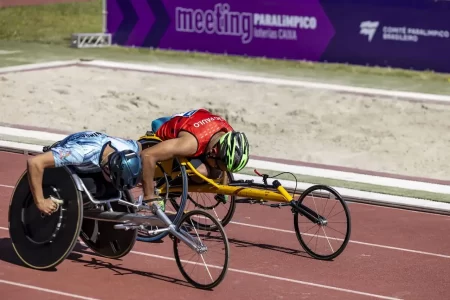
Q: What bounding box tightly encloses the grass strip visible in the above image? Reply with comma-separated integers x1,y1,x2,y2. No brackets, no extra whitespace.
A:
1,134,448,203
239,168,450,203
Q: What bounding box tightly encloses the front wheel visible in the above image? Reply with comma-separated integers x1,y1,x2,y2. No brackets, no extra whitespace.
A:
293,184,351,260
173,210,230,289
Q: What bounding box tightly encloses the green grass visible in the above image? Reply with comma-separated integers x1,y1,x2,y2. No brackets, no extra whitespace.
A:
0,1,102,44
240,168,450,203
1,0,450,94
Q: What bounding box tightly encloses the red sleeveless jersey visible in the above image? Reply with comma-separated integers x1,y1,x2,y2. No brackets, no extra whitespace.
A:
155,109,234,157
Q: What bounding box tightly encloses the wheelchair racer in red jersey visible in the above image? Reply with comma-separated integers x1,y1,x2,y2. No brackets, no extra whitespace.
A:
140,108,250,211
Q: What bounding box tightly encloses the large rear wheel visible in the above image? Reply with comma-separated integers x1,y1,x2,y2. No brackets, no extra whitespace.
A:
136,137,189,242
9,167,83,269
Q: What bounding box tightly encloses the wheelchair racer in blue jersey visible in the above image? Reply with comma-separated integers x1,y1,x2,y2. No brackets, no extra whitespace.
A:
27,131,142,216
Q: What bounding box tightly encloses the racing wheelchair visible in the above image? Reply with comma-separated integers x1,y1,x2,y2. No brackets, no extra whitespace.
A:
8,143,230,290
136,133,352,261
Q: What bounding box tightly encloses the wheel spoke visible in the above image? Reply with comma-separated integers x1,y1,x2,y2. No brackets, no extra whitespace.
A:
294,186,351,260
174,210,229,289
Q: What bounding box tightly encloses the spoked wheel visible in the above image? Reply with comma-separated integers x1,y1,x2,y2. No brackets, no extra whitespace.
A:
174,172,236,231
293,184,351,260
136,137,189,243
173,210,230,290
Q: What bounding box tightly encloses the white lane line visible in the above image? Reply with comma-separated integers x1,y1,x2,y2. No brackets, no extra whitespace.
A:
0,189,448,259
2,128,450,198
0,126,67,142
0,279,100,300
0,59,447,103
1,124,449,195
83,60,450,104
2,140,450,214
2,181,448,217
0,60,79,74
229,221,450,259
0,230,401,300
3,194,450,259
159,210,450,258
127,250,401,300
245,159,450,195
77,240,401,299
0,184,14,189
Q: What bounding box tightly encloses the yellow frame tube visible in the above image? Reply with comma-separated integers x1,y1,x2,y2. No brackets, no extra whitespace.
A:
139,134,295,203
181,160,293,203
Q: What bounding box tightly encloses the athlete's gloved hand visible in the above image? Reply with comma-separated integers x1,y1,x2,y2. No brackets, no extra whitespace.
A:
35,197,59,215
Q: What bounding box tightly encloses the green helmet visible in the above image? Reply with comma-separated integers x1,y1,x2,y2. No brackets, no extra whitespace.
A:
218,131,250,172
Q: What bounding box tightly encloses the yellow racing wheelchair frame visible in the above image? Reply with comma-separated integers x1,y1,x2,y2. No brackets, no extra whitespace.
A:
137,134,352,261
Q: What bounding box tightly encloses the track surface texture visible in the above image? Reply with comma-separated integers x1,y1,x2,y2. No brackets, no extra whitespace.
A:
1,151,449,300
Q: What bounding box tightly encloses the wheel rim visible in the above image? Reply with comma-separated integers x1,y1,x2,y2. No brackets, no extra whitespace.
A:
294,185,351,260
22,186,64,245
136,139,189,242
173,210,229,289
179,172,236,230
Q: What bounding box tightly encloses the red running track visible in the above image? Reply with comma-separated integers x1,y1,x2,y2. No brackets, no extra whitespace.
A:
0,151,449,300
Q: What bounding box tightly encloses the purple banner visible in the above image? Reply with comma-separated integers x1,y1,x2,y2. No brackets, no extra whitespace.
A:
106,0,450,73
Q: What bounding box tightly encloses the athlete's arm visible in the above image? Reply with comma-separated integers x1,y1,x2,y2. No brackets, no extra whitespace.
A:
27,151,57,206
220,171,228,185
27,142,85,213
141,134,197,200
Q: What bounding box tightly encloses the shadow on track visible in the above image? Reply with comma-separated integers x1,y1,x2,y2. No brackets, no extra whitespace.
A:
0,237,82,272
0,238,200,290
69,243,198,290
227,236,314,259
189,232,314,260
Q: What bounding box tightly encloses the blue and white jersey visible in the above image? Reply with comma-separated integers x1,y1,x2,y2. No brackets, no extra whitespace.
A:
50,131,139,173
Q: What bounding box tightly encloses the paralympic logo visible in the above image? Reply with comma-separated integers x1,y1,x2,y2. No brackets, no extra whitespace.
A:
174,3,318,44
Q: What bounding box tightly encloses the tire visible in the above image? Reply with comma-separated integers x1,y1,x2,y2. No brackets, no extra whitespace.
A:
293,184,351,260
136,138,189,242
173,210,230,289
79,190,137,259
8,167,83,269
175,171,237,231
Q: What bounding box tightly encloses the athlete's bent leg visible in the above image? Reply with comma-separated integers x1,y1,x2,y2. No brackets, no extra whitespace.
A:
189,158,224,183
78,172,118,200
189,159,228,204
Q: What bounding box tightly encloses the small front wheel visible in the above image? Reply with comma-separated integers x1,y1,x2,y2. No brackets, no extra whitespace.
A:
293,184,351,260
173,210,230,289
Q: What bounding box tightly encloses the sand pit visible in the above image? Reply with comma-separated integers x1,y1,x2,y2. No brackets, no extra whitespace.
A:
1,65,449,180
